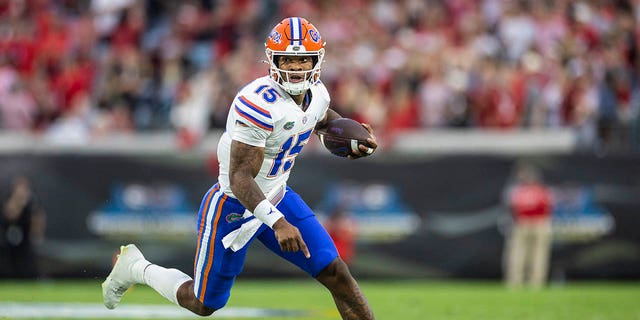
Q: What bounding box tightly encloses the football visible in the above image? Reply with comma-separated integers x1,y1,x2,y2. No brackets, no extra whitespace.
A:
316,118,373,157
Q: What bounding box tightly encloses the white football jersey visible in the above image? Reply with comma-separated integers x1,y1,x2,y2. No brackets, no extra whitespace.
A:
217,76,330,198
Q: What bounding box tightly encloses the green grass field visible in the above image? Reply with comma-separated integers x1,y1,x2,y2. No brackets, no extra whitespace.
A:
0,280,639,320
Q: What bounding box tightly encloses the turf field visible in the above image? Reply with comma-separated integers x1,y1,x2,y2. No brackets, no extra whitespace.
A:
0,279,639,320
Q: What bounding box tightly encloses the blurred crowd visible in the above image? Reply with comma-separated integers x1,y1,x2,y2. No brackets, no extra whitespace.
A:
0,0,639,151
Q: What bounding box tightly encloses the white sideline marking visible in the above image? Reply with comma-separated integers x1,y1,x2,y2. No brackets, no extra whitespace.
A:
0,302,305,318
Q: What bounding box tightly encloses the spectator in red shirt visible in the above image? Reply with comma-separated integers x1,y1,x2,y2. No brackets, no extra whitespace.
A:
324,208,357,265
503,163,553,289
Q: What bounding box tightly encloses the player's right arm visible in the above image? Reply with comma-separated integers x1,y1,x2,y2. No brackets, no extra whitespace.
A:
229,140,311,258
228,140,268,214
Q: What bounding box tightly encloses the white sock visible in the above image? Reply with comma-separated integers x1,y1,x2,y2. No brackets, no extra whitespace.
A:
131,259,151,284
142,264,192,305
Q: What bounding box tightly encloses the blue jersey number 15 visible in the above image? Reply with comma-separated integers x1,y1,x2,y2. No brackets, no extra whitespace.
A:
268,128,314,177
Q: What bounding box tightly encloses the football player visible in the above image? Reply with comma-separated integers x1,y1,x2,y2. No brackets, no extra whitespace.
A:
102,17,377,320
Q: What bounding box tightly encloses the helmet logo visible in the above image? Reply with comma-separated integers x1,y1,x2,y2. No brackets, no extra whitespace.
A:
270,30,282,44
308,29,320,43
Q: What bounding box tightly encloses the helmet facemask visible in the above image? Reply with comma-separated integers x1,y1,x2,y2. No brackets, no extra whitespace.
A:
266,48,325,96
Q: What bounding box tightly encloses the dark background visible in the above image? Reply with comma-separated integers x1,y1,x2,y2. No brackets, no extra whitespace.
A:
1,152,638,280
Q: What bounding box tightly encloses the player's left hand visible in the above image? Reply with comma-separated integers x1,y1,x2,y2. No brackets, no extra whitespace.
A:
348,123,377,159
273,218,311,258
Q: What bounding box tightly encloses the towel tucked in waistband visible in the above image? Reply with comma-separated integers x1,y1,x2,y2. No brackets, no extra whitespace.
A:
221,184,286,251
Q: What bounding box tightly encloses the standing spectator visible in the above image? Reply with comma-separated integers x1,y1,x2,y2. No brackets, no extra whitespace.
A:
497,1,536,63
562,65,600,150
0,60,38,131
324,207,358,265
0,176,46,279
418,62,452,128
503,163,553,289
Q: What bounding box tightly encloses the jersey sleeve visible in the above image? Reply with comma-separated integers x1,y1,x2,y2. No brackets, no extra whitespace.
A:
230,95,274,147
310,81,331,120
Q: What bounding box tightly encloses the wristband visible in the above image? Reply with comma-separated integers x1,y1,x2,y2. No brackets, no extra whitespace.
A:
253,199,284,228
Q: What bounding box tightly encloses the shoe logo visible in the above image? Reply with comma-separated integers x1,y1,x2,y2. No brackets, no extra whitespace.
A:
225,212,244,223
267,208,274,215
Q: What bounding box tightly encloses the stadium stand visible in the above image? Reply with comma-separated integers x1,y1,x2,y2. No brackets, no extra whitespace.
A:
0,0,638,154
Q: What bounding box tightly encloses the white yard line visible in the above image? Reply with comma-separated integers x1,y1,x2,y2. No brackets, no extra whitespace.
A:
0,302,306,318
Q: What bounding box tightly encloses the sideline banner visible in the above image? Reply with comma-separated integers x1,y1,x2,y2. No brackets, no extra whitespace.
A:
0,153,638,279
